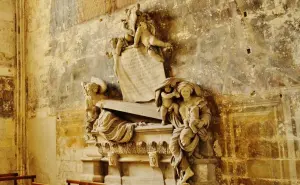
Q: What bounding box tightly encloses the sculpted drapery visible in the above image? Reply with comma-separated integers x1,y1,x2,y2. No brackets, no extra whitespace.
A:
82,79,135,143
155,78,213,185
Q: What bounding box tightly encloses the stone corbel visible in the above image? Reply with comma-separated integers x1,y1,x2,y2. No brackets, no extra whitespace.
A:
107,152,119,166
148,151,159,168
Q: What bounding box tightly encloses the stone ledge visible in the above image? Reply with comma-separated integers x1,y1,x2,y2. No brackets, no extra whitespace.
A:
82,155,218,164
91,124,173,135
135,124,173,133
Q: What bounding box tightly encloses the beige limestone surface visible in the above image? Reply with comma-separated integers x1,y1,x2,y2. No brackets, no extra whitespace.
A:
17,0,300,184
0,0,16,180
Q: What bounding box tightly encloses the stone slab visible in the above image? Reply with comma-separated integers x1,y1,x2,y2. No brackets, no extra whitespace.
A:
101,100,161,120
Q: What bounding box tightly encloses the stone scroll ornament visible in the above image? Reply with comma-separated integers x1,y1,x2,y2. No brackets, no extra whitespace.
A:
155,78,215,185
82,77,135,142
106,4,173,102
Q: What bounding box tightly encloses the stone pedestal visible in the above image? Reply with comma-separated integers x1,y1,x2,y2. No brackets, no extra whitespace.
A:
81,141,105,182
81,157,105,182
81,125,218,185
191,159,218,185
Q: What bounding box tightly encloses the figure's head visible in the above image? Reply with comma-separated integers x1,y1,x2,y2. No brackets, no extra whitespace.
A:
164,85,172,93
178,82,194,99
86,83,99,96
140,21,147,29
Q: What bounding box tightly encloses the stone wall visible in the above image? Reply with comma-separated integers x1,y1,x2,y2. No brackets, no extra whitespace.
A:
0,0,16,182
25,0,300,184
219,88,300,185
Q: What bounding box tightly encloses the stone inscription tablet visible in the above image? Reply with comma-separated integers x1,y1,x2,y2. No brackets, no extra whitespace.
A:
116,47,166,102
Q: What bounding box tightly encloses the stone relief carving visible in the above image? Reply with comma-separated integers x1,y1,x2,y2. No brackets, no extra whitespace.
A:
148,151,159,167
121,3,172,62
106,3,171,102
82,77,138,142
82,77,108,140
155,78,214,185
108,152,119,166
155,78,181,125
81,4,219,185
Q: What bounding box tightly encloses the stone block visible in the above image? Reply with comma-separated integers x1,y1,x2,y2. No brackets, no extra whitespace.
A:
226,139,234,158
0,138,12,147
236,177,254,185
235,161,247,177
220,160,228,175
192,164,208,182
0,1,14,22
296,160,300,179
81,158,105,182
105,175,121,185
281,159,291,179
259,120,277,138
244,122,261,138
248,140,279,158
252,179,278,185
247,159,281,179
235,139,249,159
122,176,164,185
227,161,234,176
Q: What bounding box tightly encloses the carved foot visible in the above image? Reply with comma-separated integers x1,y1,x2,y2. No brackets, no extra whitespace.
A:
177,167,194,185
164,42,172,48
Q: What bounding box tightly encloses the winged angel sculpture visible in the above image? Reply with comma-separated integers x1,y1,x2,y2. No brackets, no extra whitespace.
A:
81,77,135,142
107,3,172,77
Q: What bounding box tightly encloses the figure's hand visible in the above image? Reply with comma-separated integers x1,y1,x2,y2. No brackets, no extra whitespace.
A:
198,128,208,141
197,120,205,128
175,92,180,98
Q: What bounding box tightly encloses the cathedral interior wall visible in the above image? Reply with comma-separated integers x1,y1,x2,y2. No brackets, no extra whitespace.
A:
0,0,16,177
22,0,300,184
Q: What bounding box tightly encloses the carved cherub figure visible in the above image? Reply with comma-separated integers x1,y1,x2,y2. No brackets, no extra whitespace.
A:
155,78,184,125
133,21,172,63
160,85,180,125
82,78,108,139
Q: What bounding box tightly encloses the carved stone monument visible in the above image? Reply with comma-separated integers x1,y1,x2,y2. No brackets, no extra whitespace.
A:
81,4,219,185
107,4,172,102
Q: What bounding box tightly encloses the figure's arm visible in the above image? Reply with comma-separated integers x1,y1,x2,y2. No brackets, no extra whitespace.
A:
116,39,123,56
161,92,176,98
85,98,92,111
199,104,211,127
133,26,142,48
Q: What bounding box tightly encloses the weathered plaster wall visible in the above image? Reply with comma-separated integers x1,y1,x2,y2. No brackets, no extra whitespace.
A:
25,0,300,184
0,0,16,180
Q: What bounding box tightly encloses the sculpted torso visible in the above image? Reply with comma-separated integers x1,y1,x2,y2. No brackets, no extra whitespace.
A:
179,97,202,121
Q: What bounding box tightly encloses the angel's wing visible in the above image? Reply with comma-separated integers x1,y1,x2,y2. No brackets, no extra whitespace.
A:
155,89,162,107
